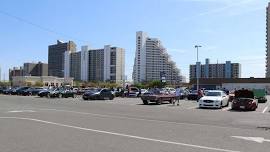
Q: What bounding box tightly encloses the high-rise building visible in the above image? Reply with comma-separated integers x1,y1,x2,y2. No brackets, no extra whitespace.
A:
266,2,270,77
64,45,125,83
88,45,125,83
23,62,48,76
0,65,1,81
48,40,76,77
189,58,241,80
132,31,183,84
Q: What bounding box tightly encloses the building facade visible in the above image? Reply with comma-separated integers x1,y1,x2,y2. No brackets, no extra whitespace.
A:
132,31,183,84
266,2,270,77
48,40,76,77
189,78,270,93
12,76,73,87
23,62,48,76
189,59,241,80
9,67,24,81
64,45,125,83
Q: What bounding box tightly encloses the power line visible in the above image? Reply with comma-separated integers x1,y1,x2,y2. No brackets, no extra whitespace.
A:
0,9,90,44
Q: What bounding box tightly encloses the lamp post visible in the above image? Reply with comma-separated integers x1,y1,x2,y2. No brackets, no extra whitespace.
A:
194,45,202,91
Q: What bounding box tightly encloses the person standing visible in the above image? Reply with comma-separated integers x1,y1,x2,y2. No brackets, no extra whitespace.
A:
175,86,181,106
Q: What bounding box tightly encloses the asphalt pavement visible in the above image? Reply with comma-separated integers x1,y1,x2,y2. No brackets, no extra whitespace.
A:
0,95,270,152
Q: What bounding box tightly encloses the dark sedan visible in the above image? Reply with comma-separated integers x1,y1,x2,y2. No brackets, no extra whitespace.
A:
11,87,30,95
82,88,114,100
231,90,258,111
187,90,199,100
22,87,44,96
47,89,76,98
2,88,14,95
38,89,50,97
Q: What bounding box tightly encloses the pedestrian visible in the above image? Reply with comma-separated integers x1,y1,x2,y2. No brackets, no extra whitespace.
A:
198,89,203,101
175,86,181,106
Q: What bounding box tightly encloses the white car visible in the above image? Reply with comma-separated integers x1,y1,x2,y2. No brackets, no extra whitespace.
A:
198,90,229,109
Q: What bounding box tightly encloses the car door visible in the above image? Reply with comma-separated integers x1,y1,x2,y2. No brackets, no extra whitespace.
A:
100,89,109,99
222,92,228,106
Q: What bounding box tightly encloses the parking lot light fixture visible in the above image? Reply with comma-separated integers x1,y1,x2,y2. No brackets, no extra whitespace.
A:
194,45,202,92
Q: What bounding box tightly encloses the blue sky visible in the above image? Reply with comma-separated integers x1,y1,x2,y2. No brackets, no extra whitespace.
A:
0,0,268,81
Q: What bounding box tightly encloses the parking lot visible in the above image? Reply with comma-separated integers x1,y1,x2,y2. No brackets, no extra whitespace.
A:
0,95,270,152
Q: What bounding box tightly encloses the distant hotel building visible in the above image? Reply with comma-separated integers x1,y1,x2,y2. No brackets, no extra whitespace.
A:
23,62,48,77
132,31,183,84
48,40,76,77
266,2,270,77
189,58,241,80
64,45,125,83
9,66,24,81
9,62,48,81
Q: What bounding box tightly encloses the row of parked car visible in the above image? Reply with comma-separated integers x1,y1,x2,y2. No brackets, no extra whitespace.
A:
140,88,267,111
0,86,117,100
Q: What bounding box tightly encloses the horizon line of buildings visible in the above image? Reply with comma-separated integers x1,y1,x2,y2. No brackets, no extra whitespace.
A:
6,31,247,87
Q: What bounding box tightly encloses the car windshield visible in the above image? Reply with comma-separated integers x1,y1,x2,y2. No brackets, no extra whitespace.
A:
206,92,221,96
235,90,254,98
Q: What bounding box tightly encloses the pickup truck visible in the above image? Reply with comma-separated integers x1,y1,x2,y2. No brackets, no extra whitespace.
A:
141,89,175,105
253,89,267,103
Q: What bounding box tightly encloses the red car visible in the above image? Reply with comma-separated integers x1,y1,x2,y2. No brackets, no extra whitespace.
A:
231,90,258,111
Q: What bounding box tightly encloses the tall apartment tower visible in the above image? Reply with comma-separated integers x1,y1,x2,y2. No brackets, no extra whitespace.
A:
132,31,183,84
64,45,125,83
48,40,76,77
88,45,125,83
266,2,270,77
64,46,89,81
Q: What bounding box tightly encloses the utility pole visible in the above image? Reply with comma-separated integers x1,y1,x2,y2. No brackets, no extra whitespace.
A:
194,45,202,91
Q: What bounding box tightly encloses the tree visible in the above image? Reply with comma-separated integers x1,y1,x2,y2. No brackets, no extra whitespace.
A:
146,80,166,88
34,81,43,87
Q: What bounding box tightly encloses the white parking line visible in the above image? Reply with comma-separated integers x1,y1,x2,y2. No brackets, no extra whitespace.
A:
30,108,257,131
187,106,198,109
0,117,239,152
262,106,269,113
222,107,231,111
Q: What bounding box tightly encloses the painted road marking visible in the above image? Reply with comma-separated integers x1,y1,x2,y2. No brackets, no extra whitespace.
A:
262,106,268,113
7,110,36,113
232,136,270,143
0,117,239,152
187,106,198,109
222,107,231,111
32,108,255,131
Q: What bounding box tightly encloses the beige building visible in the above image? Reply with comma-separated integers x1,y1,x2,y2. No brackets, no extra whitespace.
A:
132,31,183,84
12,76,73,87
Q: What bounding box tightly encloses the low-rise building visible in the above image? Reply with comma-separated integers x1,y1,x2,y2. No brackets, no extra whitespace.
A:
9,67,24,81
23,62,48,76
190,59,241,80
189,78,270,93
12,76,73,87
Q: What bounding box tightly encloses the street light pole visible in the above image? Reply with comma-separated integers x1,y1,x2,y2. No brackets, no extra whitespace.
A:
194,45,202,92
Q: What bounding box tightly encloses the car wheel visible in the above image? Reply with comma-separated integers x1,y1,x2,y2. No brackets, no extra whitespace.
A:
219,102,223,109
225,101,229,107
169,98,173,104
143,100,148,105
156,98,162,105
109,95,114,100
